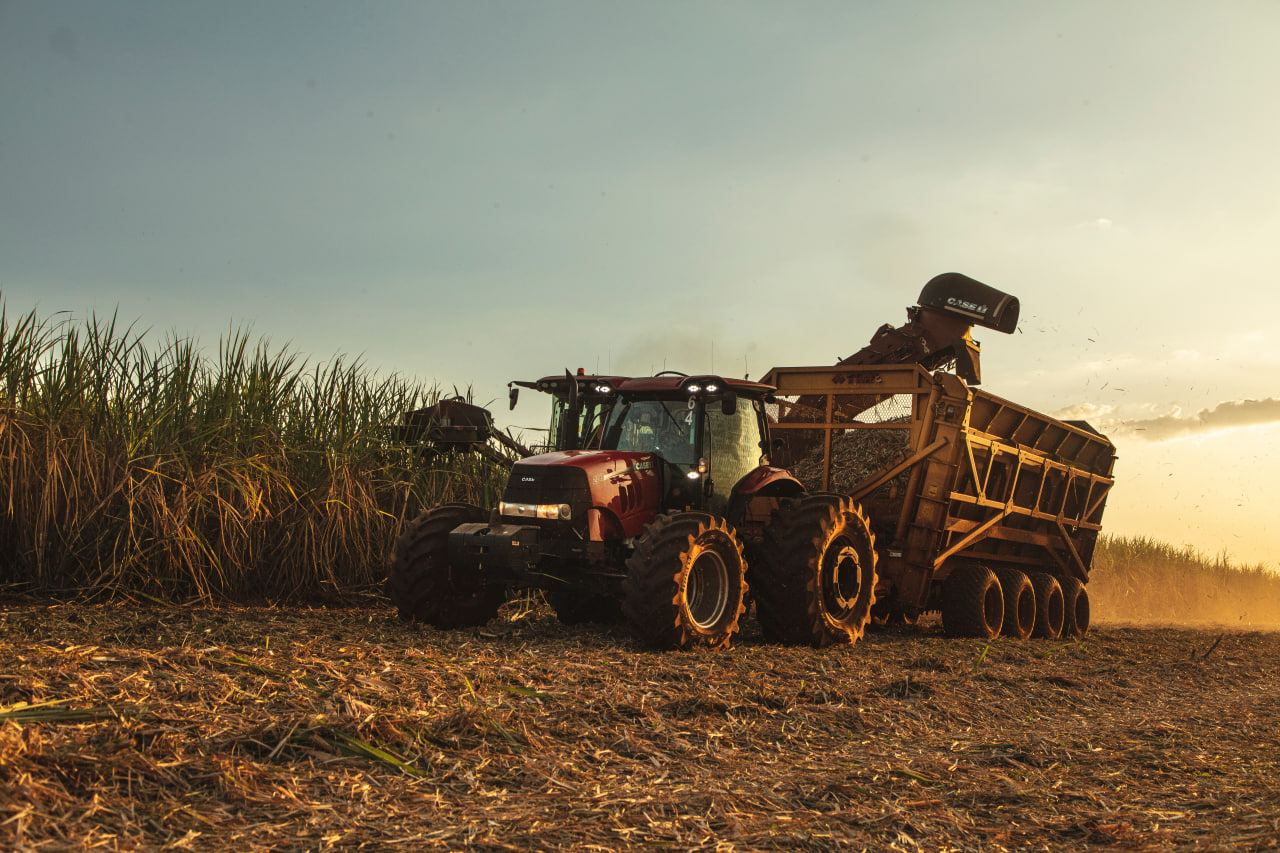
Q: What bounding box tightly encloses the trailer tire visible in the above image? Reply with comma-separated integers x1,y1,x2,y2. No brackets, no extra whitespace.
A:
755,495,878,647
622,512,747,650
1028,572,1065,639
388,503,506,628
993,569,1035,640
942,564,1004,639
1059,576,1090,639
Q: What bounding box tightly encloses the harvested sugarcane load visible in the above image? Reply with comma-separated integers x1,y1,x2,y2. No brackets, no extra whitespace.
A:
786,424,911,496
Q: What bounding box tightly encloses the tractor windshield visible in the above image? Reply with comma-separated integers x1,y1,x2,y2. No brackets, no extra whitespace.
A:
602,398,698,467
545,397,611,452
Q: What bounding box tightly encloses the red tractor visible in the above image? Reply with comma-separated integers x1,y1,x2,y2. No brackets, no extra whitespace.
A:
387,371,880,649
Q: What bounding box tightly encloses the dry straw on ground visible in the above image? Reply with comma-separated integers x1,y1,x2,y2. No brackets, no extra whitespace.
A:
3,596,1278,852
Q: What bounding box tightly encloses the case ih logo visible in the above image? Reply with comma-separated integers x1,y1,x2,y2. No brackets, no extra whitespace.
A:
947,297,988,315
592,459,655,484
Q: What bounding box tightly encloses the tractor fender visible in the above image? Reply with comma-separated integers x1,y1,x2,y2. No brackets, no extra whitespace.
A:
586,505,629,541
734,466,806,498
725,466,806,527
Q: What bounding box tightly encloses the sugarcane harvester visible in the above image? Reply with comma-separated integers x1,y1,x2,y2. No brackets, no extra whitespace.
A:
396,372,625,465
388,273,1115,649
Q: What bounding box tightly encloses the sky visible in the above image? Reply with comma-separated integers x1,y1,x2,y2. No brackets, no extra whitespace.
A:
3,1,1279,569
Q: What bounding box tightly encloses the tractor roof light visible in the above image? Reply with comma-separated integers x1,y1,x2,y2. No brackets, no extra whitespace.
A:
682,375,728,396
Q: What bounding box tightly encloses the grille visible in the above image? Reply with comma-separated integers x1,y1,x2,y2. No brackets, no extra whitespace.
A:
502,463,591,522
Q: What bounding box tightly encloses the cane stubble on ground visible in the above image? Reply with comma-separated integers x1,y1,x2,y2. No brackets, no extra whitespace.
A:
2,600,1278,851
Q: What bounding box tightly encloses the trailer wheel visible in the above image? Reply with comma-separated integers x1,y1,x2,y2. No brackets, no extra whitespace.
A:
622,512,747,650
387,503,506,628
993,569,1035,640
1058,576,1090,639
942,564,1004,639
1028,572,1065,639
755,495,878,647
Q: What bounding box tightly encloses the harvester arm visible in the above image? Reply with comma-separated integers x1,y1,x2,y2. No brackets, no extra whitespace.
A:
774,274,1021,464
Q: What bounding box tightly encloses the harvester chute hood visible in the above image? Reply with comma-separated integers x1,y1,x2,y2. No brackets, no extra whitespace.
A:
917,272,1020,334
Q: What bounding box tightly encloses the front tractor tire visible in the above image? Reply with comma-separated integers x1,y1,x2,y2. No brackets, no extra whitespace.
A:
755,495,879,647
622,512,748,650
387,503,506,629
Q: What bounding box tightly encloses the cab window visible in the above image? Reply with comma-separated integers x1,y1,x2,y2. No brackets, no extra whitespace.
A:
704,400,765,512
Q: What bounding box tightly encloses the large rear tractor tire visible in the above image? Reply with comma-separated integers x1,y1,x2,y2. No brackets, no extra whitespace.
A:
994,568,1035,640
622,512,748,650
1028,572,1065,639
387,503,507,628
942,564,1004,639
754,495,878,647
1059,575,1090,639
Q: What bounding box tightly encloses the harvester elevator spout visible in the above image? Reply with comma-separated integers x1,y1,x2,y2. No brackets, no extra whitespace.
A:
837,272,1019,384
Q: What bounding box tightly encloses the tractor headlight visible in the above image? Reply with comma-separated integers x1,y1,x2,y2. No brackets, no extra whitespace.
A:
499,501,573,521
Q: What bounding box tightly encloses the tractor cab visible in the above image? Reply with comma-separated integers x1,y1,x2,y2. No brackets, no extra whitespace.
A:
598,373,773,516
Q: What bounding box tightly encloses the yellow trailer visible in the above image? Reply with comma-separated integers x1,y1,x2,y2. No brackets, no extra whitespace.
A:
758,360,1115,642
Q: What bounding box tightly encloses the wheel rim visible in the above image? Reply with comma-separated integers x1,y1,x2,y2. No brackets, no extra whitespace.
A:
686,548,730,629
822,539,864,618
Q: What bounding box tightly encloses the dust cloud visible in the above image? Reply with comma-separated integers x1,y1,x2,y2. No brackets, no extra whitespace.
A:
1087,539,1280,632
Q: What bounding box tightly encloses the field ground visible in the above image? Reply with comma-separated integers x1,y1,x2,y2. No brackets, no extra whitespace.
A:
2,597,1278,852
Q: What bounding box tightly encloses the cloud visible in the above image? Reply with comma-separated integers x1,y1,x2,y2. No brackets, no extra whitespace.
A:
1105,398,1280,442
1051,402,1114,423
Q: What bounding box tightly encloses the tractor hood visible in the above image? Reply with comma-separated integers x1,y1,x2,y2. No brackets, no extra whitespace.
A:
512,449,657,485
506,449,665,539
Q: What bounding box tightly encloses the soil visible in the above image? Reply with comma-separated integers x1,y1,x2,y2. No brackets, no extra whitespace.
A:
2,596,1278,852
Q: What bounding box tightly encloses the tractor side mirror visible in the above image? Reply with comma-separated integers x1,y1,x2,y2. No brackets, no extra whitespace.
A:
508,386,519,410
721,391,737,416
